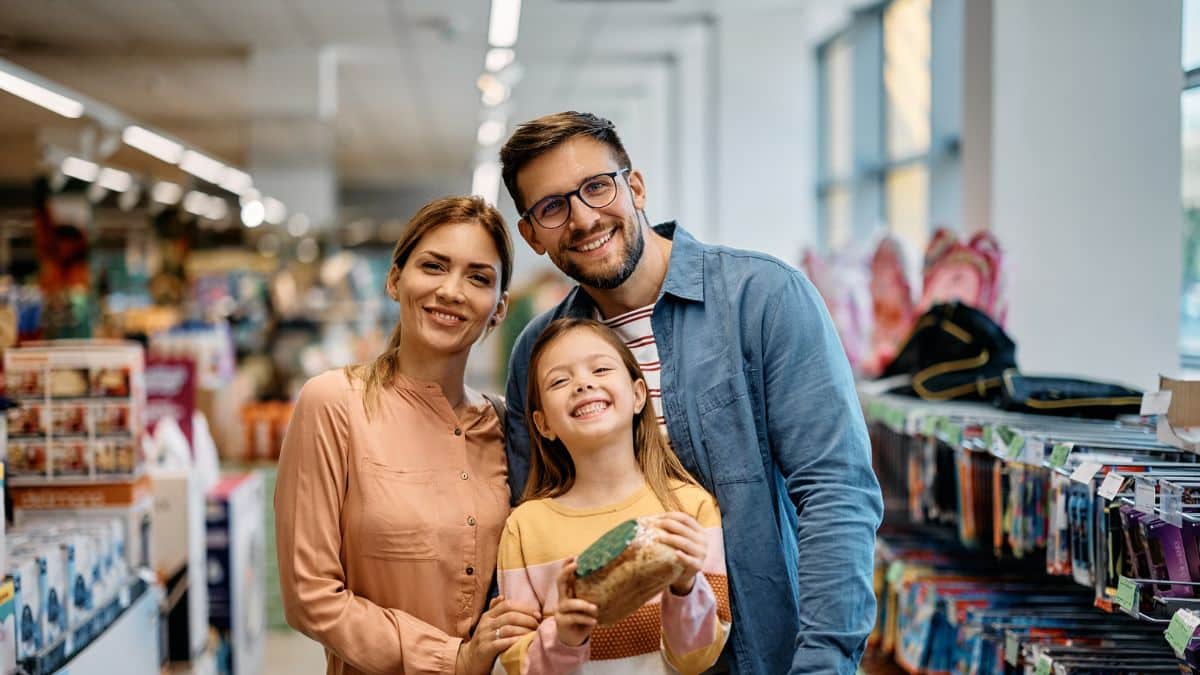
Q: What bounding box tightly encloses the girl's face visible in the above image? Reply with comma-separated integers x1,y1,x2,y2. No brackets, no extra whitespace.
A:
387,221,508,358
532,328,647,451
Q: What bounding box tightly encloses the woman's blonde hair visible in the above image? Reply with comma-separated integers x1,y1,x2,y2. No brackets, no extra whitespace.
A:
347,195,513,417
521,318,701,511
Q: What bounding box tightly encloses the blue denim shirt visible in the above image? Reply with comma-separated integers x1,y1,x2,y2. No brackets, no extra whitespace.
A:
504,223,882,675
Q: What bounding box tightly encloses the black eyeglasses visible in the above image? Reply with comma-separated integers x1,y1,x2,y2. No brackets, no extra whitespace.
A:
521,168,632,230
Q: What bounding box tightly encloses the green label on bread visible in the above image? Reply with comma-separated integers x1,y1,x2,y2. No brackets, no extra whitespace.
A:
576,519,638,578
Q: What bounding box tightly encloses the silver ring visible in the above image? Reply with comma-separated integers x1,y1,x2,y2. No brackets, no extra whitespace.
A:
495,627,501,640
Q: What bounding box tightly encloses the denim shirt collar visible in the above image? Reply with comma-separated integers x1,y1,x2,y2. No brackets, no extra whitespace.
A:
558,221,705,318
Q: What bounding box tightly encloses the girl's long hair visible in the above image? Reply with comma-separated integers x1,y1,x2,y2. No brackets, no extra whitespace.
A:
521,318,701,511
346,195,513,418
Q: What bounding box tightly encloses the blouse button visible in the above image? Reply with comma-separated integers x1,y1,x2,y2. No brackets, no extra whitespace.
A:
454,427,463,436
460,471,469,481
467,516,477,526
466,566,475,576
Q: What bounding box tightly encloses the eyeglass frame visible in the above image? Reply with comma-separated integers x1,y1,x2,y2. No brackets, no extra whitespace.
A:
520,168,633,230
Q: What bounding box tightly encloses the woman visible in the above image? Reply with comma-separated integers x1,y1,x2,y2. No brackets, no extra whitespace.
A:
275,196,541,675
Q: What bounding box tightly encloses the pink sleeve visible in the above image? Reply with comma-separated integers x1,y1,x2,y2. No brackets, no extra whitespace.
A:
496,525,590,675
660,573,718,655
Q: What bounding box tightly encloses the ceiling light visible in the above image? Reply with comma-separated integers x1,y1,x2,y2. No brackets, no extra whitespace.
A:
179,150,227,184
152,181,183,205
241,200,265,228
239,188,262,205
488,0,522,48
204,198,228,222
477,119,505,146
471,161,501,205
296,237,319,264
0,69,84,118
485,48,516,72
263,197,287,225
96,167,133,193
121,125,184,164
183,191,209,216
287,213,311,237
61,157,99,182
219,168,253,196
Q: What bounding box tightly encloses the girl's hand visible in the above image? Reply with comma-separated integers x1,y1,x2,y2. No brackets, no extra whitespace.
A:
654,512,709,595
457,595,541,675
553,559,599,647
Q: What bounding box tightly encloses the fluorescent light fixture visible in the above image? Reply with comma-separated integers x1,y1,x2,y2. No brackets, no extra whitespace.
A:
183,191,209,216
0,70,84,118
471,161,501,205
241,200,266,228
263,197,287,225
287,213,311,237
488,0,522,48
61,157,99,182
179,150,227,184
205,198,228,222
240,188,262,205
97,167,133,193
219,168,253,195
477,119,505,146
152,181,183,205
121,125,183,164
485,48,515,72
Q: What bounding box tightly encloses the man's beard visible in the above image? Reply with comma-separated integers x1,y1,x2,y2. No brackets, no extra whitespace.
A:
554,218,645,290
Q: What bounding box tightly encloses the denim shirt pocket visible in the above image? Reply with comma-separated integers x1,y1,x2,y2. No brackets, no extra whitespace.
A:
696,376,766,485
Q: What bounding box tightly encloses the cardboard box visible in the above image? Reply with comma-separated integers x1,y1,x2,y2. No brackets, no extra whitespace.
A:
207,473,265,675
0,580,17,674
152,468,208,662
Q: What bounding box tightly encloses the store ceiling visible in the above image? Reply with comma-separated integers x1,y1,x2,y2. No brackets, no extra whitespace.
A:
0,0,802,196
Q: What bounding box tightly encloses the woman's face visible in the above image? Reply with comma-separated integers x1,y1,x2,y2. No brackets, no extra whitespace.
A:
388,221,507,358
531,328,647,451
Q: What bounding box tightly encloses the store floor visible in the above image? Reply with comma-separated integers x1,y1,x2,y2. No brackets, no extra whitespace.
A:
264,629,327,674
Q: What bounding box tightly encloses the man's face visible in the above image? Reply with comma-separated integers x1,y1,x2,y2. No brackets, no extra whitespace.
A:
515,136,647,290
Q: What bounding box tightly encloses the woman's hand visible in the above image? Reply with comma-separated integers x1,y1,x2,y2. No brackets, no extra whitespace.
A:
456,595,541,675
554,559,599,647
653,512,709,595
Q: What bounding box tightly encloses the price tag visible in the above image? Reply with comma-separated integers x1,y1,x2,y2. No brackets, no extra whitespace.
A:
922,415,940,436
1135,477,1156,515
1049,442,1073,469
1141,390,1173,416
1004,632,1020,666
1161,481,1184,528
1070,461,1104,485
1035,653,1052,675
1007,432,1026,460
1166,608,1200,656
886,561,904,586
943,422,963,447
1116,576,1139,611
1098,472,1127,500
119,584,131,608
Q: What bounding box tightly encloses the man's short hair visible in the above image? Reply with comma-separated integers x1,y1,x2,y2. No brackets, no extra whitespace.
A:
500,111,632,214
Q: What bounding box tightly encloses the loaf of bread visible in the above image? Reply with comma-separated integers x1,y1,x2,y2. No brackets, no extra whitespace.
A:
573,517,683,625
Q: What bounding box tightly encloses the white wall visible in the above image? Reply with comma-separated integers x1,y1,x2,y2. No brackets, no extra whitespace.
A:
986,0,1182,389
712,6,818,264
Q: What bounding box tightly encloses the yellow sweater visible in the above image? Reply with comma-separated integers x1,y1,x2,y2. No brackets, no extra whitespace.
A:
495,482,730,675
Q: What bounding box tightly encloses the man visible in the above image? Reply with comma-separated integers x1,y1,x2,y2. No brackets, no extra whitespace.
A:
500,111,882,675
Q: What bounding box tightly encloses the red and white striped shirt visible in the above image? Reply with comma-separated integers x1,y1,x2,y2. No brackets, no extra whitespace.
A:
600,305,670,440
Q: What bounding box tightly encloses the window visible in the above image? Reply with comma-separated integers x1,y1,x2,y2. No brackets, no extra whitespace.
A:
1182,0,1200,361
816,0,952,266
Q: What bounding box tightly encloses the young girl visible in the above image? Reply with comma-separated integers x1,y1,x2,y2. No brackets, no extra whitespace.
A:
495,318,730,675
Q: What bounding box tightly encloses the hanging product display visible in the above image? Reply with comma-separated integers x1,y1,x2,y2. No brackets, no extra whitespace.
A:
917,229,1006,325
867,236,916,377
4,340,146,481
